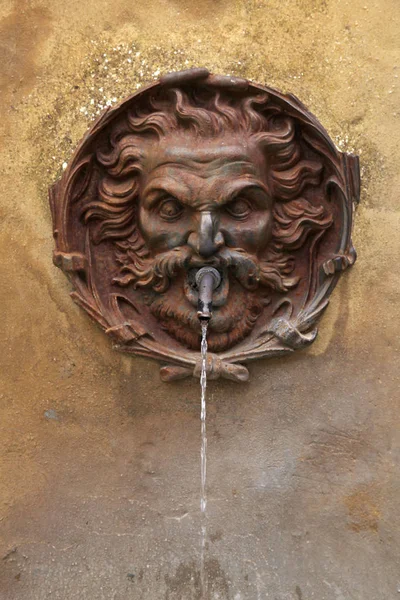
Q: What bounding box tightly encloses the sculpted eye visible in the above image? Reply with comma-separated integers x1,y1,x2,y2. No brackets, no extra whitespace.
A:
225,198,252,219
158,197,184,221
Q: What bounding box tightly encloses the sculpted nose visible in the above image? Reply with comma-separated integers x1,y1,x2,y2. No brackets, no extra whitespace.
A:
188,211,224,258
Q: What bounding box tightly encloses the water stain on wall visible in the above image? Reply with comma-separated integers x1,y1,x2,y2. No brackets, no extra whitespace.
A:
164,559,230,600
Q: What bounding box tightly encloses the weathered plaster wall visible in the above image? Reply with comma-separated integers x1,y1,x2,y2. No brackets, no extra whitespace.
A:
0,0,399,598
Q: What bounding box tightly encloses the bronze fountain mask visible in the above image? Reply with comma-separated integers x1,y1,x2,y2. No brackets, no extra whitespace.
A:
50,68,359,382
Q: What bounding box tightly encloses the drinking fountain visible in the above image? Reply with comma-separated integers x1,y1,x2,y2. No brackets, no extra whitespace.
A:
49,68,359,382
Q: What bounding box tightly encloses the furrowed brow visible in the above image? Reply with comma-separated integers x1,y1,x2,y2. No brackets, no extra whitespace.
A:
222,180,270,204
141,177,191,208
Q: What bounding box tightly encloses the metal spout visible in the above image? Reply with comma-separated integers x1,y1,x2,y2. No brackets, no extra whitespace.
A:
195,267,222,320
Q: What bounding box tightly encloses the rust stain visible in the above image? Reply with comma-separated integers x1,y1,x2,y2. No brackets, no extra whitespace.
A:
299,425,367,475
344,488,381,533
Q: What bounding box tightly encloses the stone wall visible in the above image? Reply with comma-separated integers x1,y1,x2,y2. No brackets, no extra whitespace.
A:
1,0,399,598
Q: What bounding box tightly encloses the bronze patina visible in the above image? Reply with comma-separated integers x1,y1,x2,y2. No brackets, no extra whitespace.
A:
50,68,359,382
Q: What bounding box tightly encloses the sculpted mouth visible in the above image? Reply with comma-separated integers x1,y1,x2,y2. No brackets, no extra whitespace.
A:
151,275,264,347
184,267,229,309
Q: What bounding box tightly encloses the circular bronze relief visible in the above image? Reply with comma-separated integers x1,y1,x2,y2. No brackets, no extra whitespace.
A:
49,68,359,382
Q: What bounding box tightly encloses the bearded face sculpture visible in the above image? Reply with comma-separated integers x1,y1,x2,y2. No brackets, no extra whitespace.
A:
50,69,359,382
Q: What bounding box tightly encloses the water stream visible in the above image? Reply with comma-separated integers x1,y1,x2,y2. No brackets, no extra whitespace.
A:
200,320,208,599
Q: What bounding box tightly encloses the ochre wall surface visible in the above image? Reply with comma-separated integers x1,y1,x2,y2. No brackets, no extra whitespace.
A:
0,1,399,599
